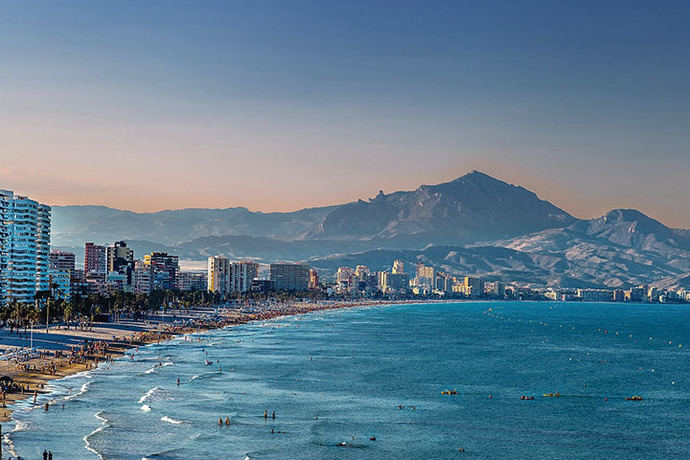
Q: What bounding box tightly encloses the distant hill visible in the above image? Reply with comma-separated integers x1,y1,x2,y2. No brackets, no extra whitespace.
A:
50,171,690,289
491,208,690,288
51,171,575,247
51,205,335,246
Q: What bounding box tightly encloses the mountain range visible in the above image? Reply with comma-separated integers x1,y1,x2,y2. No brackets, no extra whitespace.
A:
50,171,690,289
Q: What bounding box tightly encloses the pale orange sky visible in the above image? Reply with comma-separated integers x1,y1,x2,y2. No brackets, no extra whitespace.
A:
1,1,689,228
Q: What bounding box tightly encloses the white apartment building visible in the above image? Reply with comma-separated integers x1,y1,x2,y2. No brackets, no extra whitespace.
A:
208,256,230,293
0,190,51,304
231,261,259,293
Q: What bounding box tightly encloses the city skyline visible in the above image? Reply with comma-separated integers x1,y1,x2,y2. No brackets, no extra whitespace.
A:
1,1,689,227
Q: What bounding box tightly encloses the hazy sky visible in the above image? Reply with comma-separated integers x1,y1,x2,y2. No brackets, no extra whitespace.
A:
1,1,689,227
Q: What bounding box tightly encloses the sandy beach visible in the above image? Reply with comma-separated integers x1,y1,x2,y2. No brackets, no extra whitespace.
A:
0,299,420,422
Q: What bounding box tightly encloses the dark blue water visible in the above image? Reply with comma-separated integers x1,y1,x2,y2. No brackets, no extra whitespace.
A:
6,302,690,459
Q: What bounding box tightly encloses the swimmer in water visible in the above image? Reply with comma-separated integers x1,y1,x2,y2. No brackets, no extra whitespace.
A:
218,417,223,425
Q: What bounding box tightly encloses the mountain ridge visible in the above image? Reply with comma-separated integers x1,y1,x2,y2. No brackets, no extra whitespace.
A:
49,171,689,289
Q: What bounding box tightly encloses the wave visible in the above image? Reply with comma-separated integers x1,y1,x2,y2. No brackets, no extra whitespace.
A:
83,411,108,460
189,372,217,382
4,417,30,458
144,361,174,374
141,447,186,459
139,387,161,404
161,415,183,425
140,404,152,412
65,381,91,401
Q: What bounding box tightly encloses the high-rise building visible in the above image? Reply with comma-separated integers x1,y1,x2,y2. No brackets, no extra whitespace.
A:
107,241,134,285
270,263,309,291
232,261,259,293
380,271,408,293
69,268,88,297
207,256,230,294
133,259,152,294
178,271,208,291
464,276,483,298
336,267,352,291
85,242,106,274
0,190,52,304
84,242,107,294
392,259,405,275
309,268,319,289
144,252,179,291
50,250,76,273
49,269,71,301
355,265,370,281
484,281,506,298
414,263,435,290
36,203,51,293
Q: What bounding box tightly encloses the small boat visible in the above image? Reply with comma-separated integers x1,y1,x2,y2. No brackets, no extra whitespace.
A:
441,388,458,395
520,395,535,400
542,392,561,397
625,395,643,401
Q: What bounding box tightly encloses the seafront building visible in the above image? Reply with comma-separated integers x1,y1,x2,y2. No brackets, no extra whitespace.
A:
84,242,106,293
0,190,51,304
107,241,134,286
144,252,179,290
50,250,75,273
178,271,207,291
309,268,319,289
270,263,310,291
208,256,231,293
231,261,259,293
133,259,152,294
49,249,76,301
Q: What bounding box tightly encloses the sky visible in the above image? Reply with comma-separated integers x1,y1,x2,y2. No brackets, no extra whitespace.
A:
0,0,689,227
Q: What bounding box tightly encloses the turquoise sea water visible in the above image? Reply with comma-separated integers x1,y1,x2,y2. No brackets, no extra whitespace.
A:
5,301,690,459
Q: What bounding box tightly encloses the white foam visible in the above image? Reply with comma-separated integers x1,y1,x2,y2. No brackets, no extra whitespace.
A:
139,387,160,403
144,360,173,374
83,411,108,460
140,404,152,412
161,415,183,425
65,381,91,401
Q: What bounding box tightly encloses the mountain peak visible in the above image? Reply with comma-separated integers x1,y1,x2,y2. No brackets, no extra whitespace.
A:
452,170,501,184
603,208,656,224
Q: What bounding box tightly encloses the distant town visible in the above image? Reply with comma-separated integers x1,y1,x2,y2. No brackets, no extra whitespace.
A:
1,189,688,313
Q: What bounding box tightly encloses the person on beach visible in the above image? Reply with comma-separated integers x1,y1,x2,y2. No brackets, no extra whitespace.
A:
43,450,48,460
177,377,180,386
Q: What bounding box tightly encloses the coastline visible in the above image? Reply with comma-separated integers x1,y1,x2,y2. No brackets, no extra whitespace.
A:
0,299,440,424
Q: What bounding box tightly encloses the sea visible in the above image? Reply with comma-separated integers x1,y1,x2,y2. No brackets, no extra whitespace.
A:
4,301,690,459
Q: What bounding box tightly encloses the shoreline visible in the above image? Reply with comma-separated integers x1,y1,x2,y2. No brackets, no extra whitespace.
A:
0,299,443,424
